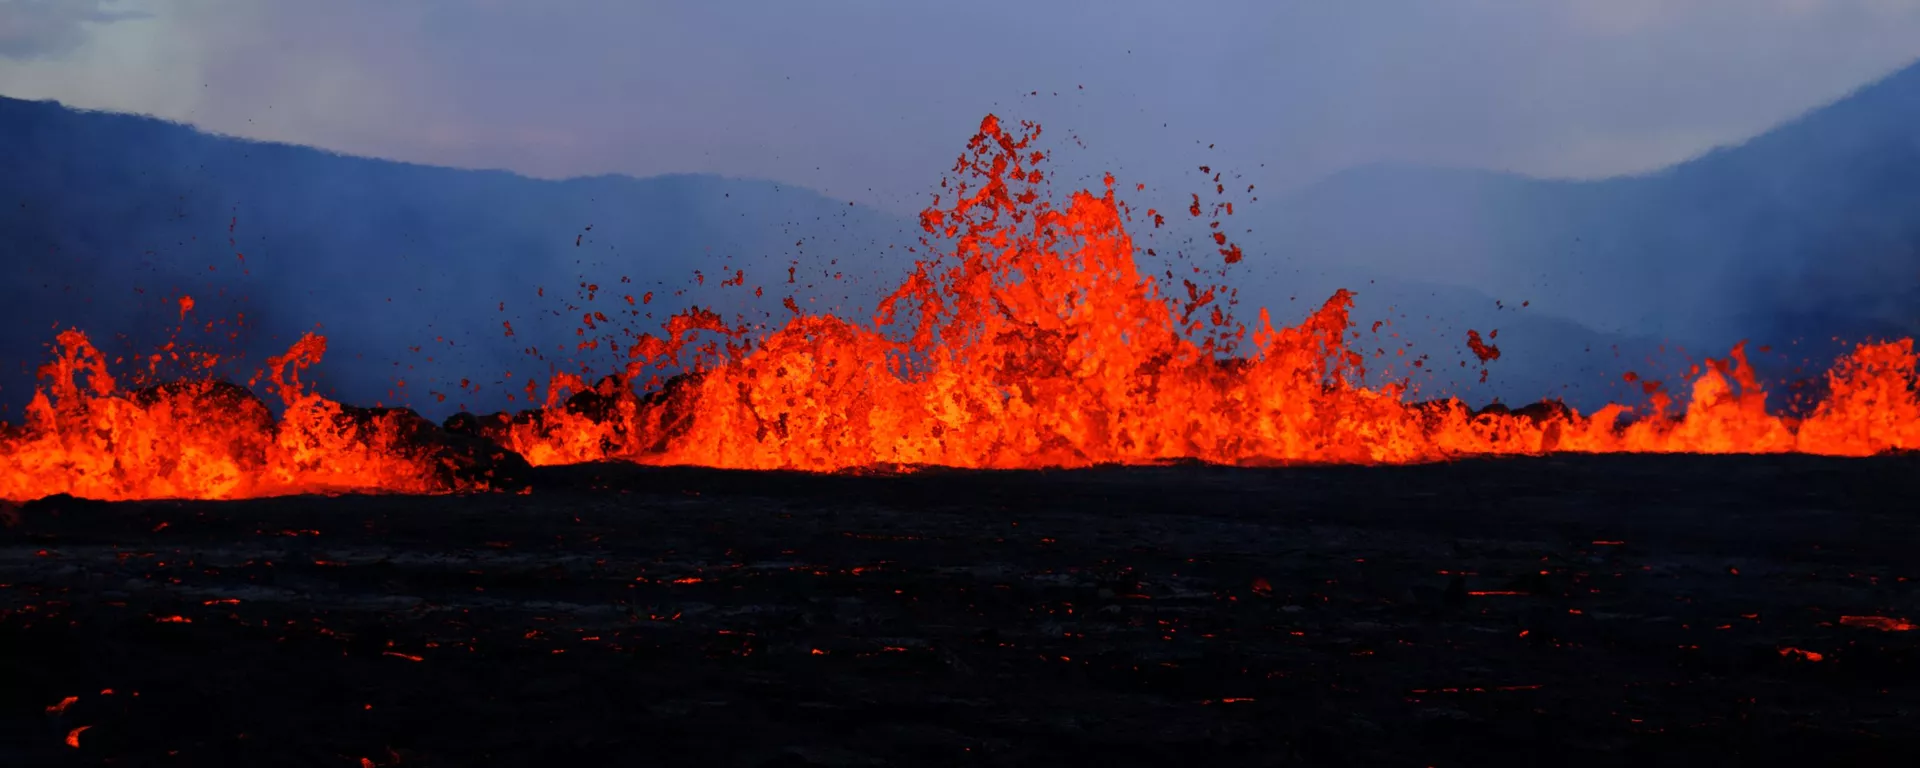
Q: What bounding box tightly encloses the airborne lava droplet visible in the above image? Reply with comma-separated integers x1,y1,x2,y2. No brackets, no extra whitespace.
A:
1466,330,1501,363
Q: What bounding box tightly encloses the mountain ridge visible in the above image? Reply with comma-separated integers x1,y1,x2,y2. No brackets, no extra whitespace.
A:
1260,57,1920,350
0,93,921,416
6,72,1906,419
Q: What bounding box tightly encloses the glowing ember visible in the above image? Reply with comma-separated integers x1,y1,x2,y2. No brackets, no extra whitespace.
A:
486,116,1920,470
1778,647,1825,662
1839,615,1916,632
4,114,1918,501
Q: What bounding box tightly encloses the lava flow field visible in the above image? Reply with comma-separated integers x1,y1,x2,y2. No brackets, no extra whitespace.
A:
3,456,1918,766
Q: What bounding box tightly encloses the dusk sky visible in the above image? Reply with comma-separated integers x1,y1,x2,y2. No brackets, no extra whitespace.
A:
4,0,1920,212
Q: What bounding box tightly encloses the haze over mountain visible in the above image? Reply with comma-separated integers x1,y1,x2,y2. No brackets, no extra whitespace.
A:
4,56,1917,422
0,94,920,418
1255,58,1920,364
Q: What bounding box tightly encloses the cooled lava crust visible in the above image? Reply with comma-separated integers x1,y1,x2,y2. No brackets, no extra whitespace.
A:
3,454,1917,766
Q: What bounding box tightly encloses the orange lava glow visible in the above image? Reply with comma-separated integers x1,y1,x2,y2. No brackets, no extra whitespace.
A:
0,331,510,501
1840,616,1916,632
483,116,1920,471
3,114,1918,501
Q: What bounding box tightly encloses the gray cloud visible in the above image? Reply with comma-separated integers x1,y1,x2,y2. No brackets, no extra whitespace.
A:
0,0,145,59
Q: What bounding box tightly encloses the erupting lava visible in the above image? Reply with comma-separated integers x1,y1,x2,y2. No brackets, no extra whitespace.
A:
3,115,1918,501
477,116,1920,471
0,330,521,501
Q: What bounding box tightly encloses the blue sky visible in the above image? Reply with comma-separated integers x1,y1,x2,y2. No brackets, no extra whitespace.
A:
4,0,1920,212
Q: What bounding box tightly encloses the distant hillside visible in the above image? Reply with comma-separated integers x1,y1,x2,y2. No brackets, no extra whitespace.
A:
0,93,1836,420
0,95,918,415
1254,59,1920,353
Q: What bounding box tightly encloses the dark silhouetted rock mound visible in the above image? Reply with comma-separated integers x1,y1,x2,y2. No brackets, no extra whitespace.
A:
1511,399,1573,424
336,405,532,492
564,374,635,422
131,380,275,431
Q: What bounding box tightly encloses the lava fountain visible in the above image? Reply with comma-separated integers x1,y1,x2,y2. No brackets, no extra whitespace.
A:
0,330,524,501
474,116,1920,470
3,115,1918,501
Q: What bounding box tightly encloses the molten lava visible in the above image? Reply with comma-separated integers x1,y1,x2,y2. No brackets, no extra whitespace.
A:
0,330,516,501
481,116,1920,470
3,114,1918,501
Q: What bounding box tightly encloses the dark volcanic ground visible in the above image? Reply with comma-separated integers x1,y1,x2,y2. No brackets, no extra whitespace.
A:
2,455,1917,767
